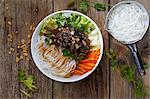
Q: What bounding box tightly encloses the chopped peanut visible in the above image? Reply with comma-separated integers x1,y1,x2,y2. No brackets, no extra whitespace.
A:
10,47,15,52
21,39,25,44
8,30,31,62
28,34,31,38
30,25,35,31
20,56,23,59
16,56,20,63
8,21,12,25
23,53,28,56
8,34,13,42
17,45,21,49
8,51,11,54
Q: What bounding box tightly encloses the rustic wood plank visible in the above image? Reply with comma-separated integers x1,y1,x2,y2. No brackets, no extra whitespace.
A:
15,0,53,99
0,0,8,99
109,43,134,98
52,0,110,99
29,0,53,99
136,1,150,99
109,0,136,99
0,0,149,99
0,0,20,98
109,0,150,99
15,1,31,98
88,0,110,98
29,0,53,98
0,1,4,98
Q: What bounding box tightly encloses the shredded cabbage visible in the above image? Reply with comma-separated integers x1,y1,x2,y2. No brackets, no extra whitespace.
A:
40,13,95,35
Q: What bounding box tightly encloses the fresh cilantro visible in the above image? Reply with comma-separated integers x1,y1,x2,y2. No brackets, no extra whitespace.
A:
134,79,149,99
120,65,135,82
22,75,37,91
79,0,111,14
18,70,26,81
106,48,150,99
142,62,150,69
79,0,89,14
106,48,118,71
18,70,37,97
94,3,111,11
45,37,52,46
62,48,85,62
62,49,74,58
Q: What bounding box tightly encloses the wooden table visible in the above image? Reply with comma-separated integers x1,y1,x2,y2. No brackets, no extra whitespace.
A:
0,0,149,99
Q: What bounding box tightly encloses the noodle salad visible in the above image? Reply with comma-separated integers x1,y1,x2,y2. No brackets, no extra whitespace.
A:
37,12,101,78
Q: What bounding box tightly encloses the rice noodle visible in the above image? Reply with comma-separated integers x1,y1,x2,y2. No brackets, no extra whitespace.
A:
107,3,148,44
37,41,76,77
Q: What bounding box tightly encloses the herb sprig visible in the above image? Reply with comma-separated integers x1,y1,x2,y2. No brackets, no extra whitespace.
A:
79,0,111,14
107,48,150,99
18,70,38,97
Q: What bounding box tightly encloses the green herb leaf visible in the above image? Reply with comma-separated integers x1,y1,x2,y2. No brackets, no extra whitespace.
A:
79,0,89,14
62,49,73,57
106,48,118,71
45,37,52,46
134,79,149,99
18,70,26,82
18,71,37,92
120,65,135,82
142,62,149,69
23,75,38,91
79,0,110,13
94,3,111,11
94,3,107,11
106,48,150,99
135,80,144,99
109,48,114,54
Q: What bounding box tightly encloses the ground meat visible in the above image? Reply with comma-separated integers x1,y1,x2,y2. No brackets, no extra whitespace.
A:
50,27,90,60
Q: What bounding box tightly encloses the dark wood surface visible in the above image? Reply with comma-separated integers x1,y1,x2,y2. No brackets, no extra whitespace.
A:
0,0,149,99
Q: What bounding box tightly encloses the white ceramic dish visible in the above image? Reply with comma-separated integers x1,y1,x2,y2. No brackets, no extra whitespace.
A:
31,10,103,82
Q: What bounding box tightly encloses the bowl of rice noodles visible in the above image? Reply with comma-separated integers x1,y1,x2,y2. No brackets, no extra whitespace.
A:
31,10,103,82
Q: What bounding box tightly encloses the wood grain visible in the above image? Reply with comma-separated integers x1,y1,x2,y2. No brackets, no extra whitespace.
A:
27,0,53,99
108,0,133,99
0,0,149,99
0,0,20,99
136,1,150,99
109,0,150,99
52,0,110,99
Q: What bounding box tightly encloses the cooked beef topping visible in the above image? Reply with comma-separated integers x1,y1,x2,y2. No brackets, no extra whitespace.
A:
50,27,90,61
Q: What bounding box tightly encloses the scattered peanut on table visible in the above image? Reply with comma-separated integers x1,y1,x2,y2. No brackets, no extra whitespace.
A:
7,25,35,63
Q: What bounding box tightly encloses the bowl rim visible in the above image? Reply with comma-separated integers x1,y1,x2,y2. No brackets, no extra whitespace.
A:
31,10,104,82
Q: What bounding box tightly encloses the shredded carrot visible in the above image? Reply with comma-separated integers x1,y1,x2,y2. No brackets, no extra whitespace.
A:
71,48,101,76
72,69,84,75
79,64,93,70
80,58,95,63
88,52,95,58
78,67,86,72
82,63,95,67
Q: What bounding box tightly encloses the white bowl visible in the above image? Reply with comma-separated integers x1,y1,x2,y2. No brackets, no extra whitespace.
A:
31,10,103,82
